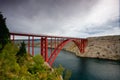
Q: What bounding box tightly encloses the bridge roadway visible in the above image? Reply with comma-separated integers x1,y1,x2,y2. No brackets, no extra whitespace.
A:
10,32,88,66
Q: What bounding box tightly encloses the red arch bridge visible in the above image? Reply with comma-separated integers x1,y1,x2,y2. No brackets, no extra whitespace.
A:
10,32,88,66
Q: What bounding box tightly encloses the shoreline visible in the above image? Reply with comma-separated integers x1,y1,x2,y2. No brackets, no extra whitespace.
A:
48,47,120,61
63,48,120,61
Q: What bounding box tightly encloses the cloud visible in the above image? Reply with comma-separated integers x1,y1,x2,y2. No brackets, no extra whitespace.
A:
85,0,119,25
0,0,119,38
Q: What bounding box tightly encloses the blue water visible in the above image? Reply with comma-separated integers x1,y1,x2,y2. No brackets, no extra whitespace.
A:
32,47,120,80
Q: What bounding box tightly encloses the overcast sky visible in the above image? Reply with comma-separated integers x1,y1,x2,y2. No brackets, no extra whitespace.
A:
0,0,119,38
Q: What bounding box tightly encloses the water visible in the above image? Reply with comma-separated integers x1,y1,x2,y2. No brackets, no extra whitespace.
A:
33,47,120,80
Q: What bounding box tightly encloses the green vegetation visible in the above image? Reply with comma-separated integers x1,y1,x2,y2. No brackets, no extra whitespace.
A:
16,41,26,57
0,43,64,80
0,12,10,50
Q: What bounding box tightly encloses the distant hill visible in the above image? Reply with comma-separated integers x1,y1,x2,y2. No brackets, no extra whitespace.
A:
64,35,120,60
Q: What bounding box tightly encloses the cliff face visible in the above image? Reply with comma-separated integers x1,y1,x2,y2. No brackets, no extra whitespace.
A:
64,35,120,60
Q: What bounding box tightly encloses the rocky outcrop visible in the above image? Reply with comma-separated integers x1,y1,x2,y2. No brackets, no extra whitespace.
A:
64,35,120,60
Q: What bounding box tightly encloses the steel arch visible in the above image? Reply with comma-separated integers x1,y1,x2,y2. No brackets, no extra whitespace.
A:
48,39,87,66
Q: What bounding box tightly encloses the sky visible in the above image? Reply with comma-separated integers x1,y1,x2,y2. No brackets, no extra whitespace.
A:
0,0,119,38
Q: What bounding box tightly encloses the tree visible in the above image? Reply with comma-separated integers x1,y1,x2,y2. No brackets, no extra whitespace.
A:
16,41,26,57
16,41,27,66
0,12,10,50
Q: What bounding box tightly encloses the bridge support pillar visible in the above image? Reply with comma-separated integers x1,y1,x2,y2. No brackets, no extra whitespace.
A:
80,39,87,53
41,37,48,62
32,36,34,56
10,34,15,43
28,36,30,54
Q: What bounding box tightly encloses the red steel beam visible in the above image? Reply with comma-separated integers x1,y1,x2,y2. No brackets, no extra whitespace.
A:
28,36,30,54
40,38,41,55
10,32,85,39
80,39,83,53
45,37,48,62
48,39,88,66
11,34,15,43
54,37,56,48
41,37,43,56
32,36,34,56
41,37,48,61
51,37,52,53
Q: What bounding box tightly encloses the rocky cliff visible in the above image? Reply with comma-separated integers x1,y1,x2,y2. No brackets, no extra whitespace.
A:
64,35,120,60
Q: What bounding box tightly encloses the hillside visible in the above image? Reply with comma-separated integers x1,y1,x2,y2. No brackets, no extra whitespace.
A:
64,35,120,60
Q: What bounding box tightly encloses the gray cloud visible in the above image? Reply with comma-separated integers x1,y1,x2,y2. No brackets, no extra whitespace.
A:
0,0,119,37
74,18,120,37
